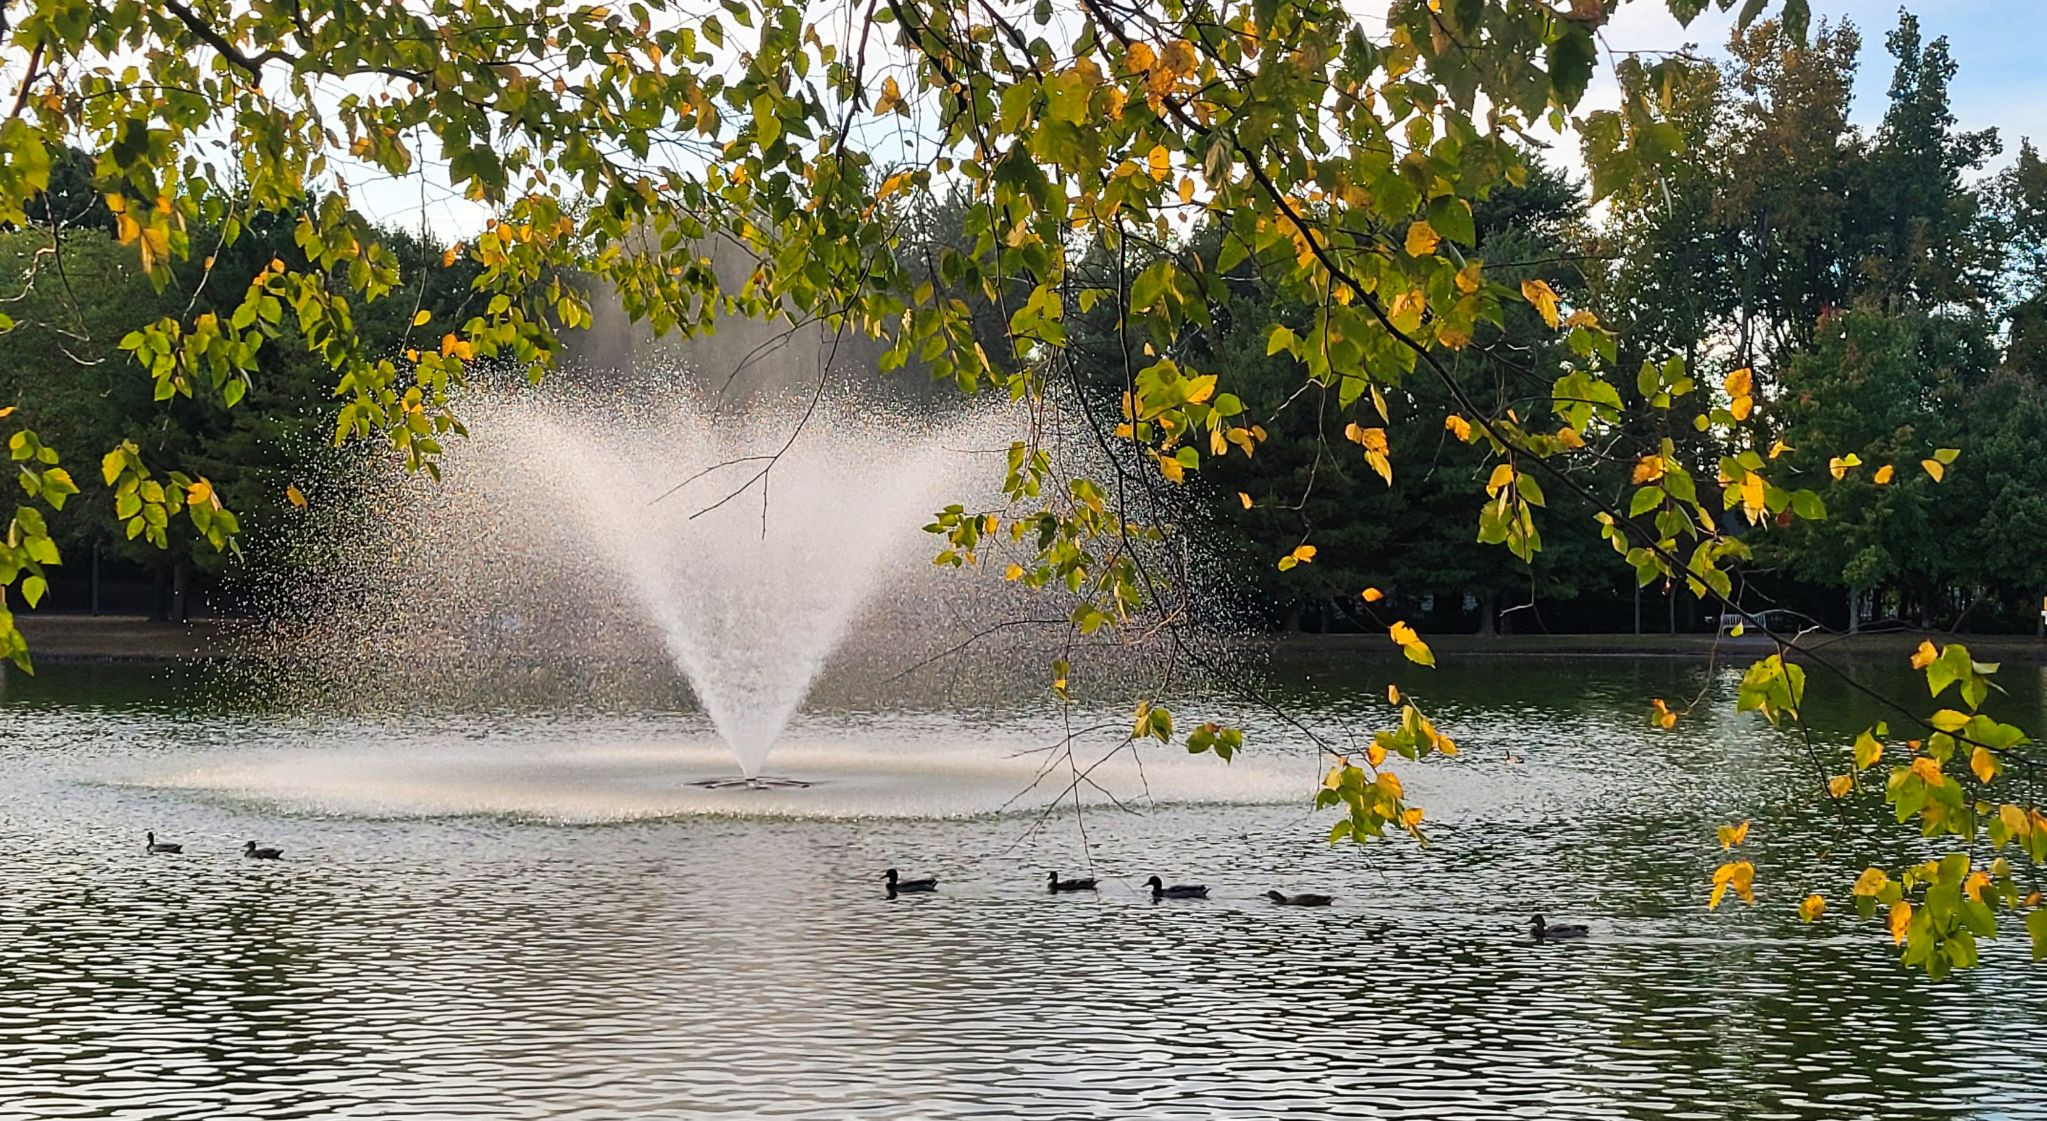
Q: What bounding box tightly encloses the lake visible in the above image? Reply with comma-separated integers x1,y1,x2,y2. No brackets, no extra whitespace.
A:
2,653,2044,1119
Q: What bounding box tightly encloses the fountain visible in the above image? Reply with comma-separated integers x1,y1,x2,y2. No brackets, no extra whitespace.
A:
501,400,984,780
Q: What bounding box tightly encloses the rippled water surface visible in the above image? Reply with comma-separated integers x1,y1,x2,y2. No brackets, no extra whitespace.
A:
4,655,2046,1120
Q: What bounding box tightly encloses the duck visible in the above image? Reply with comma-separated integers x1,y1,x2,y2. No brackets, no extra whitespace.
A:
1047,870,1098,893
1145,875,1209,900
883,868,937,895
144,831,182,855
242,841,284,861
1529,913,1588,940
1266,890,1334,907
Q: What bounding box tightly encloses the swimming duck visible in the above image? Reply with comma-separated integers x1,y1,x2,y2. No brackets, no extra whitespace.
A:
242,841,284,861
1145,875,1209,900
883,868,937,895
1529,913,1588,939
1266,890,1334,906
1047,871,1098,893
144,832,182,855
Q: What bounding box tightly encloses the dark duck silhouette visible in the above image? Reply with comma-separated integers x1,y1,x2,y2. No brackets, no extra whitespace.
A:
144,832,182,855
1529,913,1588,940
1145,875,1209,900
883,868,937,896
242,841,284,861
1265,890,1334,907
1047,871,1098,893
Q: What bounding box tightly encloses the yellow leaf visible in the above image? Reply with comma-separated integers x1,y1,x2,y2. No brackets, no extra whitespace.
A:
1385,683,1399,704
1768,438,1794,459
1888,900,1912,943
2001,803,2031,838
1729,394,1753,421
1827,774,1853,798
1799,893,1826,922
1708,860,1755,909
1873,463,1895,485
1454,262,1482,295
1401,807,1425,829
1485,463,1517,495
1650,698,1677,729
412,309,431,326
441,245,461,267
1003,563,1024,581
1739,471,1766,523
1159,39,1198,76
1909,756,1945,788
1632,455,1664,484
1146,144,1171,182
1124,41,1156,73
1716,819,1750,849
1723,367,1753,399
1828,453,1861,480
184,478,214,508
1519,278,1561,328
1366,742,1387,767
1920,458,1944,482
0,406,15,419
1910,639,1937,670
1361,586,1384,603
1404,219,1440,257
876,171,913,200
1852,867,1890,896
1277,544,1316,570
1388,621,1435,667
1964,870,1991,903
1563,308,1600,330
1555,426,1585,449
1444,414,1472,442
1177,176,1196,205
875,75,905,114
1238,491,1253,510
1970,746,2000,784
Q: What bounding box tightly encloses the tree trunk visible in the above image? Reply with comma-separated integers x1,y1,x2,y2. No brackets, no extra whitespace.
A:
1477,590,1496,637
1847,588,1859,635
170,558,191,624
153,565,170,622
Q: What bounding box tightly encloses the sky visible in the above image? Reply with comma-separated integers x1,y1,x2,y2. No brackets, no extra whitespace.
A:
1587,0,2040,156
351,0,2038,239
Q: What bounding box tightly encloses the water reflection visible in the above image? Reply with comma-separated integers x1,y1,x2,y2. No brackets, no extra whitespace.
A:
2,659,2044,1119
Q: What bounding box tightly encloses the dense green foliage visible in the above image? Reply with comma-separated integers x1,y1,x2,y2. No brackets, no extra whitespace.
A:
1062,13,2047,636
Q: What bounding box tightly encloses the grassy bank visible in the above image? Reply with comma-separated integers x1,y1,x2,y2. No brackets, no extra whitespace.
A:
14,615,229,663
1271,629,2047,661
13,612,2044,666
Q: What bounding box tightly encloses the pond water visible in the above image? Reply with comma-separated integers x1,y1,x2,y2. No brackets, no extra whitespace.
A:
3,654,2045,1120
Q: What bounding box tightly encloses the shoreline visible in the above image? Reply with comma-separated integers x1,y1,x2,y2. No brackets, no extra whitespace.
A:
1268,629,2047,661
14,615,230,664
13,614,2046,667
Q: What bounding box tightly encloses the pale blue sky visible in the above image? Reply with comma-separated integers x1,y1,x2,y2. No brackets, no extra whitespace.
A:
1596,0,2038,159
